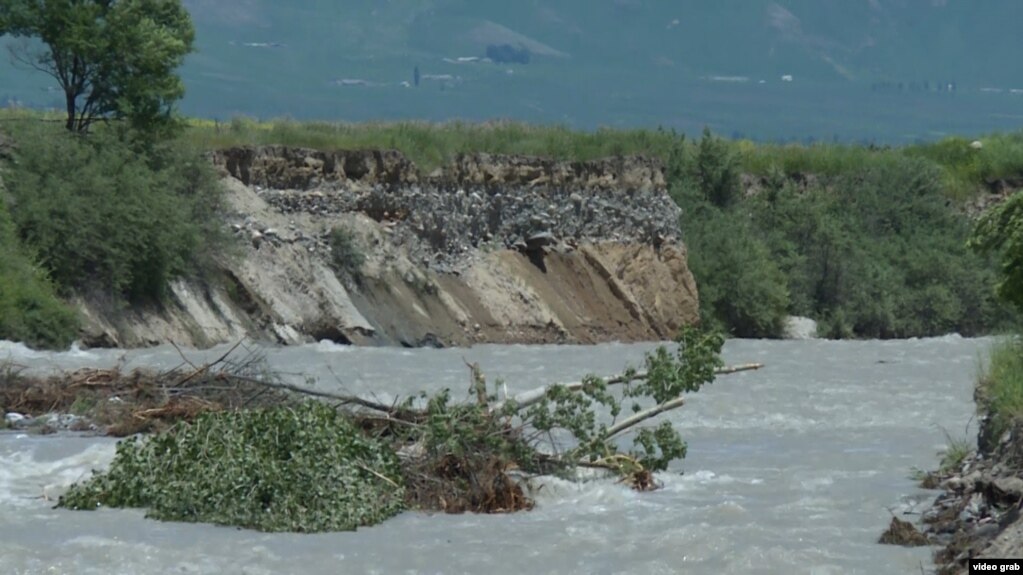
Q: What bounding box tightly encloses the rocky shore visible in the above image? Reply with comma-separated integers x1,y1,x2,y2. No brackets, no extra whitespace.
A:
885,405,1023,572
75,147,700,349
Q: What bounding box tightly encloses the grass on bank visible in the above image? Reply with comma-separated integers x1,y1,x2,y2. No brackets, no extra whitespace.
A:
174,114,1023,194
978,339,1023,443
6,108,1023,190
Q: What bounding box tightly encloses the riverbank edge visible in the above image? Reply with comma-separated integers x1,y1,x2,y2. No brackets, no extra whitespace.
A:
908,380,1023,572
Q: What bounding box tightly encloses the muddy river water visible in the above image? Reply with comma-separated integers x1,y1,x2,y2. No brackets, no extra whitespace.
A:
0,336,990,574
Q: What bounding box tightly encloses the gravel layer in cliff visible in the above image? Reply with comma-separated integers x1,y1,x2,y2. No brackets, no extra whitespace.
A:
213,148,681,271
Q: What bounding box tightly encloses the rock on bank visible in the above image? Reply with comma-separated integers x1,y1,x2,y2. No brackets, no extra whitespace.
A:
78,148,699,348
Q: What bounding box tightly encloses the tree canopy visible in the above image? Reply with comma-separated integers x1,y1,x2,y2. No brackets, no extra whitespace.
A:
0,0,195,132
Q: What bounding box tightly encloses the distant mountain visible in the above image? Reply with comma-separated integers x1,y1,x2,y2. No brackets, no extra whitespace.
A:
3,0,1023,142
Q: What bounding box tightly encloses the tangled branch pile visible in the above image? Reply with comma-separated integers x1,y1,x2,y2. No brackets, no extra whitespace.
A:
0,342,294,435
48,328,760,532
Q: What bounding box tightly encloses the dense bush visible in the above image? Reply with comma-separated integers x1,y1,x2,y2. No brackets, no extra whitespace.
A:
681,202,789,337
673,131,1009,338
971,189,1023,314
2,122,226,302
0,196,78,348
760,157,1005,338
674,131,789,337
59,401,406,532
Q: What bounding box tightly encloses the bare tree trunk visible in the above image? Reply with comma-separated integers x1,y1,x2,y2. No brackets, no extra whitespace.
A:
493,363,763,412
64,89,76,132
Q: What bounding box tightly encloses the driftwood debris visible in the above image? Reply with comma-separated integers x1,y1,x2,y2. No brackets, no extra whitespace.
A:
2,339,762,511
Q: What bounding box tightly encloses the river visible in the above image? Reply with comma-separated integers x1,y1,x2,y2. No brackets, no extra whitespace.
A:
0,336,989,574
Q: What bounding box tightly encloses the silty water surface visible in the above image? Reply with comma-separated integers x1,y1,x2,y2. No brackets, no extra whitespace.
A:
0,336,988,574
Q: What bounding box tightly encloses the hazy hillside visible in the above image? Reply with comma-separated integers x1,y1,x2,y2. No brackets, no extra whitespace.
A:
3,0,1023,142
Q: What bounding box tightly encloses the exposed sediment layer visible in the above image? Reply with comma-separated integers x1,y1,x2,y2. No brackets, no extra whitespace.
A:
78,148,699,348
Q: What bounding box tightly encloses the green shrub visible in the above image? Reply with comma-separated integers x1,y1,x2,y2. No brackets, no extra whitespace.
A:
743,157,1005,338
58,401,405,532
692,128,742,209
0,195,78,348
680,199,789,338
2,122,226,303
328,226,365,278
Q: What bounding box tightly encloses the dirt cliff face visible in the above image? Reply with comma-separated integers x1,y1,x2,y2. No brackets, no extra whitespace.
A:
79,148,699,348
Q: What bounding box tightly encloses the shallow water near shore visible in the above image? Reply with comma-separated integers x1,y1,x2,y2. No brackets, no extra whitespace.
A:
0,337,989,574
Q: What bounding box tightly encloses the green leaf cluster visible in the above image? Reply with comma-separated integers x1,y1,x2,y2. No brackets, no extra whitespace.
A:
672,130,1009,338
525,327,724,473
0,190,78,348
2,122,226,302
58,402,406,532
1,0,194,132
971,191,1023,314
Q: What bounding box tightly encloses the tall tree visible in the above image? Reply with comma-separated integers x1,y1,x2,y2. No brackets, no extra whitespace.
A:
0,0,195,132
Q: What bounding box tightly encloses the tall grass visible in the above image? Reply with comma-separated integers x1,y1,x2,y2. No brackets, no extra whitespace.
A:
177,115,1023,198
181,117,678,170
978,339,1023,441
6,108,1023,194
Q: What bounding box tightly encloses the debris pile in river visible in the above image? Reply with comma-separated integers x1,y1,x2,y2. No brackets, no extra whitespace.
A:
0,342,293,436
6,329,764,531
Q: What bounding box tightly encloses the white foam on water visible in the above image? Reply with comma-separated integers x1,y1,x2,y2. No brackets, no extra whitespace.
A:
529,474,642,509
66,341,101,360
0,439,116,508
0,339,43,361
314,340,354,353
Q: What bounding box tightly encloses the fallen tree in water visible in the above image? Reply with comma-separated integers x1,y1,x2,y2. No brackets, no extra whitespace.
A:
33,328,763,531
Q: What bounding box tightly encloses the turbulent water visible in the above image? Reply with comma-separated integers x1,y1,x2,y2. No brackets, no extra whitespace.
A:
0,337,990,575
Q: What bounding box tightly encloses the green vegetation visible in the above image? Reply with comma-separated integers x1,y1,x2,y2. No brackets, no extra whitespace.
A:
0,194,78,348
327,226,366,279
910,426,974,487
1,121,226,304
184,117,678,171
2,106,1021,343
184,116,1023,195
0,0,195,132
971,190,1023,313
8,0,1021,143
935,427,973,475
59,401,406,532
975,339,1023,448
57,327,725,529
0,1,214,348
674,130,1010,338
